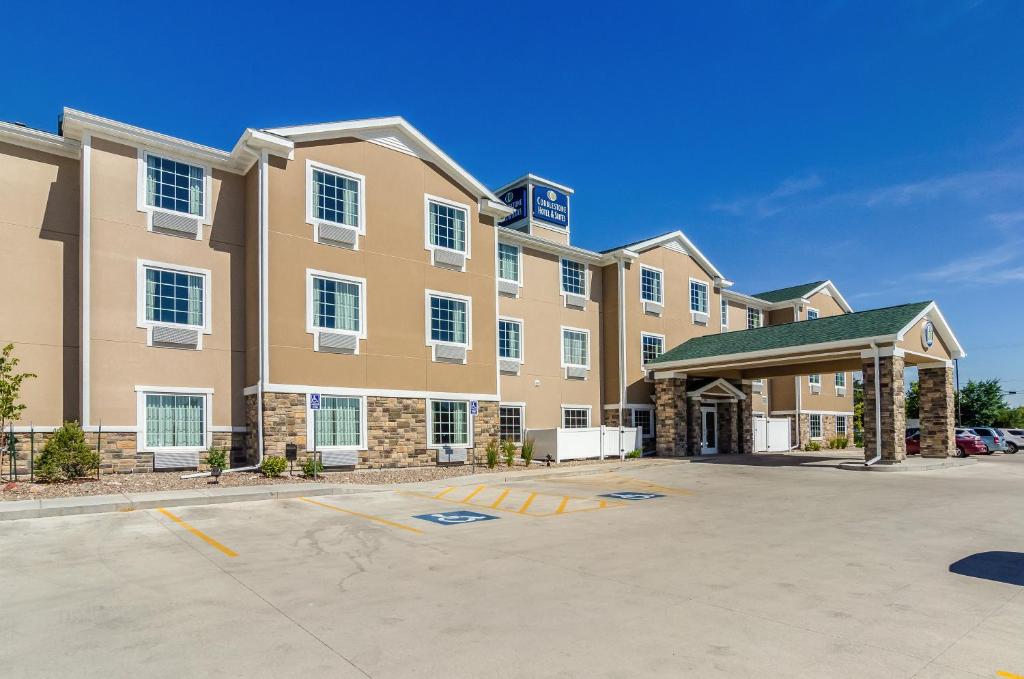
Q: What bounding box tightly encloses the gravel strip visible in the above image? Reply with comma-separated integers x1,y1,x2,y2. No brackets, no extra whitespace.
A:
0,457,632,502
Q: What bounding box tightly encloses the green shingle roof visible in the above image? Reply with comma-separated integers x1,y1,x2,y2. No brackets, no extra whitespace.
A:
750,280,828,303
650,301,931,365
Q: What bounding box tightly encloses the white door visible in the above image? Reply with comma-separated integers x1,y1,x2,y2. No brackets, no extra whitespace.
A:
766,417,792,452
701,406,718,455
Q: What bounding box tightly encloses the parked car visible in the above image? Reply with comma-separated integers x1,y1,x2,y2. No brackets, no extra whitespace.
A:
996,428,1023,454
969,427,1008,454
906,430,987,457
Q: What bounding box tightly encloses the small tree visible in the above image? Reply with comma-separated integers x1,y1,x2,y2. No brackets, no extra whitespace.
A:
958,379,1007,427
0,343,37,449
35,421,100,482
905,380,920,420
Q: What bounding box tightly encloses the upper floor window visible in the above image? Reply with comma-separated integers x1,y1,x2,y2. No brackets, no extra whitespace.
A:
561,259,586,296
428,198,467,252
640,267,663,304
430,294,468,344
312,275,362,333
721,299,729,330
809,374,822,387
747,307,763,329
145,154,204,216
498,319,522,360
690,279,709,314
144,265,205,328
641,333,664,367
835,372,846,388
497,243,520,282
807,308,819,320
312,167,360,227
562,328,589,367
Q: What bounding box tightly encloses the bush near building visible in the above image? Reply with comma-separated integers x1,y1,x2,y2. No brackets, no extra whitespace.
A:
34,421,100,482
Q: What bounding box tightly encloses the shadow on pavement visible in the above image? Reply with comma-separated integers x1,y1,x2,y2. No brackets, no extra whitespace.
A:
686,453,860,468
949,551,1024,586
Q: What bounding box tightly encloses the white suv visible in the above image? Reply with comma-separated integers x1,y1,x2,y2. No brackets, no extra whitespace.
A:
997,428,1023,454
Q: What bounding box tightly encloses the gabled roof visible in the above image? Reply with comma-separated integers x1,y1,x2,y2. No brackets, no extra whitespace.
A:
752,281,828,303
650,301,943,365
600,229,729,285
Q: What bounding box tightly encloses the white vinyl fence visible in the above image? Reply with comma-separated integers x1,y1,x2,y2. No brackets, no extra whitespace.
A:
528,426,642,464
754,416,792,452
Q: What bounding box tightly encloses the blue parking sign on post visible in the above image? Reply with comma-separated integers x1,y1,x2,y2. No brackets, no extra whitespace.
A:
414,510,497,526
309,393,321,410
470,400,478,416
599,492,664,501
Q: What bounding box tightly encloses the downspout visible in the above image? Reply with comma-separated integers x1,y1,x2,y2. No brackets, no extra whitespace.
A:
865,341,882,466
617,258,627,434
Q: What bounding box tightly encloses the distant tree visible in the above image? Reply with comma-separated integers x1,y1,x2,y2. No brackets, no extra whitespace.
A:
993,406,1024,429
905,380,920,420
0,343,37,449
957,379,1007,427
853,378,864,437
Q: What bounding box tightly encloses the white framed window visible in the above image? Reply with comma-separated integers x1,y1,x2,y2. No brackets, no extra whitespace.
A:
747,307,763,329
809,413,822,439
306,160,365,238
308,395,366,450
836,415,848,436
498,318,523,361
499,404,525,443
561,406,591,429
429,400,471,447
561,327,590,368
424,194,471,259
806,307,819,320
136,387,212,453
689,278,709,314
632,407,654,439
640,266,663,304
721,298,729,331
641,333,665,371
560,258,586,296
426,291,471,346
808,374,822,387
835,372,847,395
139,152,208,218
136,260,211,348
306,269,367,351
497,243,521,283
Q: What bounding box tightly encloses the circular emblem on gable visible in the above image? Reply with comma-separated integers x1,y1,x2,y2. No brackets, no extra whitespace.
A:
504,191,514,202
922,320,935,349
546,189,557,201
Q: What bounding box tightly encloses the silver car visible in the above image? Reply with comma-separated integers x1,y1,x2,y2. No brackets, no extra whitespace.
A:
970,427,1008,453
996,428,1023,454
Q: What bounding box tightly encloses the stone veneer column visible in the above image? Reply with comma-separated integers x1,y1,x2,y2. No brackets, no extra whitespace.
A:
655,377,687,457
365,397,429,467
918,364,955,458
718,400,737,454
261,392,308,460
861,354,906,462
686,397,702,456
739,383,754,454
472,401,500,463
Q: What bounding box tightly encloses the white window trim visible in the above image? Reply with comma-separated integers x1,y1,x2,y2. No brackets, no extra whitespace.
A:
499,402,527,442
835,372,848,395
809,413,823,440
135,386,213,454
427,398,474,449
689,277,711,325
136,149,212,237
640,332,666,374
836,415,848,436
639,265,664,304
424,193,472,268
305,393,367,452
425,289,473,358
560,404,592,428
306,159,366,246
808,374,822,386
721,298,729,332
631,405,655,439
560,325,591,369
136,259,212,349
306,268,368,353
498,315,525,363
806,307,820,321
559,257,588,301
496,242,522,285
746,306,763,329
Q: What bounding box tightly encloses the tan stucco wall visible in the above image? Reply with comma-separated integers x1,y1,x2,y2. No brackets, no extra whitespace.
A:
900,315,953,361
498,245,603,429
266,139,498,396
529,222,570,246
87,138,247,426
803,289,845,319
0,142,80,425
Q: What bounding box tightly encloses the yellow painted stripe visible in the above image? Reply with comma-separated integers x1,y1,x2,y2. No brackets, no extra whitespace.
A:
299,497,423,534
490,488,511,509
433,486,456,499
517,492,538,514
157,508,238,558
461,485,487,503
997,671,1024,679
555,496,570,514
598,499,607,509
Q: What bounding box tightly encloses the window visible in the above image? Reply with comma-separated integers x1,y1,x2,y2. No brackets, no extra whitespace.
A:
690,279,709,313
809,414,822,439
429,294,468,344
312,275,361,332
721,299,729,330
499,405,524,443
498,319,522,360
809,374,822,387
836,415,847,436
145,393,205,449
314,396,363,448
641,333,664,367
633,408,654,439
640,267,663,304
312,167,360,227
561,259,586,296
497,243,520,282
807,308,819,321
835,373,847,389
427,198,467,252
562,328,588,367
747,307,762,329
431,400,469,446
562,407,590,428
144,266,205,327
145,154,204,216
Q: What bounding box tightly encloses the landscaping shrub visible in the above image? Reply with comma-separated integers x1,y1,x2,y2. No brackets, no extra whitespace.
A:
501,438,516,467
521,438,535,466
204,447,228,469
626,448,642,459
34,421,100,482
827,437,849,450
301,457,324,478
804,440,823,452
260,455,287,477
485,440,499,469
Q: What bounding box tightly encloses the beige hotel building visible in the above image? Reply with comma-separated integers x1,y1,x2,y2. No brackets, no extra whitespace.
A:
0,109,856,471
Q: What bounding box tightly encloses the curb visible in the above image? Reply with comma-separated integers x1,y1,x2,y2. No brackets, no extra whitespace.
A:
837,457,978,472
0,458,671,522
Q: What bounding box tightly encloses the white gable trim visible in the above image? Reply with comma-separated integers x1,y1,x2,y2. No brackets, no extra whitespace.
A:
686,378,747,400
895,302,966,359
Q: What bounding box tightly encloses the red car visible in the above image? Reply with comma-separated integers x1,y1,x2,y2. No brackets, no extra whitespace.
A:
906,430,987,457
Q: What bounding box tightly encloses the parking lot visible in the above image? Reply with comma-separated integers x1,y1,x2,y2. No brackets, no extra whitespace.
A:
2,453,1023,679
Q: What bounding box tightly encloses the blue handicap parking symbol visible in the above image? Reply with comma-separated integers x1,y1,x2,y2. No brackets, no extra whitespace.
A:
599,492,664,501
414,510,498,526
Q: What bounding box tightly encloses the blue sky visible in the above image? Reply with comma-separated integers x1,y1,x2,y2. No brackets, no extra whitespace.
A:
3,1,1022,403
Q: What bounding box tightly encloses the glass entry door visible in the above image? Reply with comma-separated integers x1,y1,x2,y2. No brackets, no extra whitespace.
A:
701,405,718,455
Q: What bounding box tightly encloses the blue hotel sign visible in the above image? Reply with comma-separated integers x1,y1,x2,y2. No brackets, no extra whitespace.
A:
498,186,527,227
532,185,569,228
